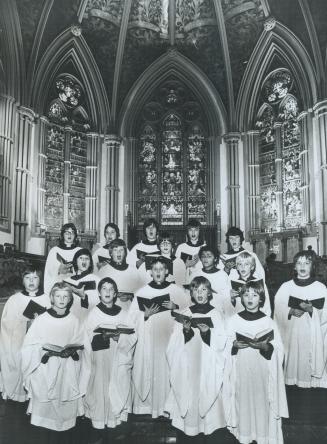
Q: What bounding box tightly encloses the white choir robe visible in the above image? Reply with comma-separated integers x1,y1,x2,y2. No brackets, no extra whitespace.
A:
175,242,206,284
274,279,327,387
219,249,265,281
96,262,142,313
127,241,159,268
0,291,51,401
165,305,229,436
130,281,190,418
92,245,111,272
224,276,271,320
138,256,187,287
226,311,288,444
64,273,100,323
84,303,136,429
21,310,91,431
44,245,81,296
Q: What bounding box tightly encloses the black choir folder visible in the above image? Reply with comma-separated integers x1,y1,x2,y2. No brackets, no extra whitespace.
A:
65,280,97,291
117,291,134,300
56,253,72,265
231,279,264,294
180,252,193,264
42,343,84,356
98,255,110,264
137,294,170,312
22,300,47,319
221,256,237,272
94,324,135,335
172,311,214,328
288,296,325,310
236,328,274,345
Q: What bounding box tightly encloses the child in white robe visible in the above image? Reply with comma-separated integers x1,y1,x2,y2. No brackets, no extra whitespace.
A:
175,219,206,284
165,276,229,439
84,277,136,435
43,223,81,296
138,231,186,286
97,239,142,312
127,218,160,269
130,256,189,418
0,268,50,402
219,226,265,280
64,248,100,322
227,251,271,319
226,281,288,444
92,222,120,272
21,282,90,431
274,251,327,388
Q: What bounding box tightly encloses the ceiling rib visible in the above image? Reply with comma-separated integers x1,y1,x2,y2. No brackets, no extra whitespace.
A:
168,0,176,46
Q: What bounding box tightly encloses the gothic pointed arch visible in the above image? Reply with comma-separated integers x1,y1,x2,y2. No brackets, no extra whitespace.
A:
118,49,227,137
237,21,318,131
31,28,109,132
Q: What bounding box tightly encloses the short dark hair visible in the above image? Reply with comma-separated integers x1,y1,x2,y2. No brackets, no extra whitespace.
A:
293,250,315,277
22,268,42,281
59,223,78,248
226,226,244,244
189,276,213,303
104,222,120,239
186,218,201,229
239,280,265,308
72,248,93,273
143,218,159,237
108,239,127,257
158,231,175,248
198,245,220,261
98,277,118,303
150,256,168,270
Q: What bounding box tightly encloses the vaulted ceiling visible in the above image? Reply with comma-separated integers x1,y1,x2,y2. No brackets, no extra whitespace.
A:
1,0,326,133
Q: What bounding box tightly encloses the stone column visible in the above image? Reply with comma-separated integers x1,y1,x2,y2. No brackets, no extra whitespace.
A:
0,95,15,230
274,122,284,230
63,125,72,224
313,100,327,255
35,116,48,234
85,132,99,234
224,132,241,227
298,111,311,225
14,106,36,251
104,134,121,223
246,130,261,232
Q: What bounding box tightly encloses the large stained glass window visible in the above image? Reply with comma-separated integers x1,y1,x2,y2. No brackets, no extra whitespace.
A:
256,69,302,231
136,79,208,225
45,74,90,232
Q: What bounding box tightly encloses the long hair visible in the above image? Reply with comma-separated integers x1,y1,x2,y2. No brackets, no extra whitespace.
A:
59,223,78,248
72,248,93,274
189,276,213,303
239,280,265,308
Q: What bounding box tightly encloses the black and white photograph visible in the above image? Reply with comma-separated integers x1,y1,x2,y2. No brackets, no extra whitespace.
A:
0,0,327,443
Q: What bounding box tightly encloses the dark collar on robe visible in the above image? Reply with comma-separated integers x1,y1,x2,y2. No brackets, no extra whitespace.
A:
97,302,121,316
226,247,245,255
22,289,44,297
190,303,214,314
186,240,204,248
47,308,70,318
109,261,129,271
149,280,171,290
202,267,220,274
238,310,266,321
70,270,91,280
293,277,316,287
58,243,78,250
143,239,158,246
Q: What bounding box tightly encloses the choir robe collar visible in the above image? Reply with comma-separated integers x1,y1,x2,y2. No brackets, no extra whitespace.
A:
97,302,121,316
226,247,245,255
109,261,129,271
70,270,91,280
148,280,171,290
58,243,78,250
293,276,316,287
143,239,158,246
202,267,220,274
238,310,266,321
186,239,204,248
237,273,256,283
47,308,70,318
190,303,214,314
22,289,44,297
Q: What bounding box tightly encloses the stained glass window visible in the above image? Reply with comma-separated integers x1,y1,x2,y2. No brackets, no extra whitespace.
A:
136,80,208,225
256,69,302,232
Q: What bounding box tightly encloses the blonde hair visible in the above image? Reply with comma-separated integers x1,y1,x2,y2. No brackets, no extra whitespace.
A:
49,282,73,304
236,251,256,269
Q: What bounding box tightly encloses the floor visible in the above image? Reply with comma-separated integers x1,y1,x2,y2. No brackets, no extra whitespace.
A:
1,387,327,444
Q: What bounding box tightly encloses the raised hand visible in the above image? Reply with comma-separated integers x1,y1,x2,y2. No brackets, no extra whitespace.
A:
144,303,160,320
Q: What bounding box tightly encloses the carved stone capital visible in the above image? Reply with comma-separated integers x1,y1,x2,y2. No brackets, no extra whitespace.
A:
264,17,276,32
71,25,82,37
105,134,121,149
223,132,241,144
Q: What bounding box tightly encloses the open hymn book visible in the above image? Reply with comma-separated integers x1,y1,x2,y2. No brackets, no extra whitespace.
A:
93,324,135,335
42,343,84,356
236,328,274,345
171,311,214,328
